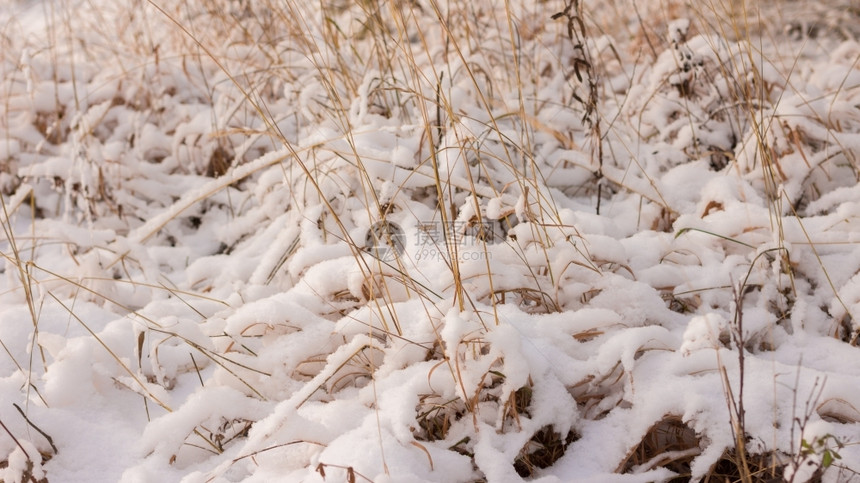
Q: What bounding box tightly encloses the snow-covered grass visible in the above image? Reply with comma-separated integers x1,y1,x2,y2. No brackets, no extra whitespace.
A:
1,0,860,481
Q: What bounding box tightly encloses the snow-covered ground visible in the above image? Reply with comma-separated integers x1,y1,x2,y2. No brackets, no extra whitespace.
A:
1,0,860,481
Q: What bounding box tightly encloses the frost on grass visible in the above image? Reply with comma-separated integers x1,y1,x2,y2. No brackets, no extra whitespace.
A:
1,0,860,481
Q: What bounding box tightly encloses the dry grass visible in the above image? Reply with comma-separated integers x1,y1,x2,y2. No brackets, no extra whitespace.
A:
2,0,860,480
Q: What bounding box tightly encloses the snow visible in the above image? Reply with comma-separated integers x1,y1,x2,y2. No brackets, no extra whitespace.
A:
1,0,860,481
